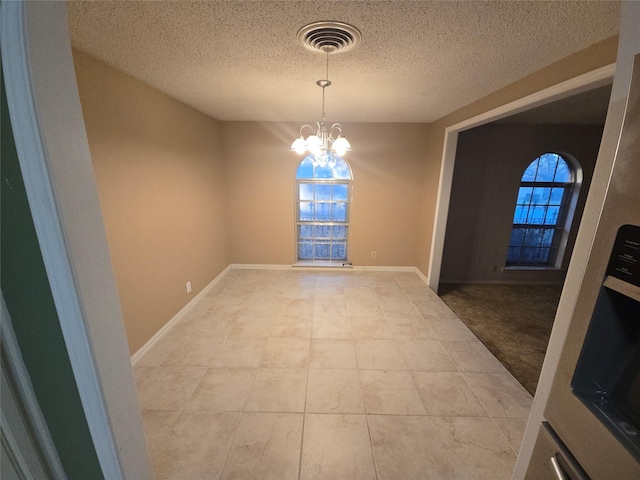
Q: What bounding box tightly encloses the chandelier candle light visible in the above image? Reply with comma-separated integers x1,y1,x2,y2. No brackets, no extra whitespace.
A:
291,21,361,167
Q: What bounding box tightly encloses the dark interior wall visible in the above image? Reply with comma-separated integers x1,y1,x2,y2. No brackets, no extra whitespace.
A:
1,68,103,479
441,123,603,284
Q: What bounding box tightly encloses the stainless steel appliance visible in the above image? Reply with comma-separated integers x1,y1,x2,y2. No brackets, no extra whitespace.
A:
527,53,640,479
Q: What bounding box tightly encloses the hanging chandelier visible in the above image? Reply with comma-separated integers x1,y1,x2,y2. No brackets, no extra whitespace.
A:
291,21,361,167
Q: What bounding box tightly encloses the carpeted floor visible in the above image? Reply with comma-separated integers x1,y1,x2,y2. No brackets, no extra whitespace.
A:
438,283,563,395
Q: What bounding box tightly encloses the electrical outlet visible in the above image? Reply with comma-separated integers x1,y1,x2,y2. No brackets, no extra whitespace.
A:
371,251,376,259
186,281,192,293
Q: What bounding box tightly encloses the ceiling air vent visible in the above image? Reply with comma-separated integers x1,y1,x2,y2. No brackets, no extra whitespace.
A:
297,21,361,54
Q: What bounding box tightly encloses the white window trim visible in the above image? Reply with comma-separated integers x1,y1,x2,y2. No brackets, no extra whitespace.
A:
506,154,582,268
294,159,353,265
296,179,351,263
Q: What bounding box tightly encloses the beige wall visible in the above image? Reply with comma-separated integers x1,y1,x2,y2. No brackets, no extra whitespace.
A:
223,122,429,266
73,50,429,352
72,35,619,352
441,123,602,284
415,36,619,276
73,50,229,353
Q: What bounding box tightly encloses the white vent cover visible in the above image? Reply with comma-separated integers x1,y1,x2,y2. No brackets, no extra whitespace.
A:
297,21,361,54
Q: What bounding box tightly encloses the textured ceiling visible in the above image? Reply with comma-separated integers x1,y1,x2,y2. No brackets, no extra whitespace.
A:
67,1,620,123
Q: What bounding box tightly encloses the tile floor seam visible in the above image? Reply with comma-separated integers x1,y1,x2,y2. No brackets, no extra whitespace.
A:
420,318,466,376
354,359,369,414
364,413,381,480
240,366,259,412
297,414,305,480
457,370,502,423
488,414,521,457
297,335,313,480
214,411,243,480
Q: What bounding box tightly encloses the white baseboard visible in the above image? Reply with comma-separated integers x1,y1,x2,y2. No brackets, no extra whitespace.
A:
231,263,419,273
130,265,231,365
439,279,564,286
351,265,416,272
413,267,430,286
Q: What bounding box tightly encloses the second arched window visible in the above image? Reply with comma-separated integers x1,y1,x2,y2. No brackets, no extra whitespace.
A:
507,153,578,267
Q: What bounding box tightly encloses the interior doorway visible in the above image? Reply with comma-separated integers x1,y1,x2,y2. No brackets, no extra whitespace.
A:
436,84,613,394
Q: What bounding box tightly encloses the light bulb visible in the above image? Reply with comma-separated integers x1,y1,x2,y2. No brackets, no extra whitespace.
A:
305,135,322,150
332,136,351,156
291,137,306,155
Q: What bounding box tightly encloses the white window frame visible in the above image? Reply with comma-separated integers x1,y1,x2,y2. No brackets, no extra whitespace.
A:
294,156,353,265
507,153,582,269
296,179,352,263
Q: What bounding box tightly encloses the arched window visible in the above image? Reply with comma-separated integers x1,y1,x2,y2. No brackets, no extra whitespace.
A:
507,153,580,267
295,155,352,263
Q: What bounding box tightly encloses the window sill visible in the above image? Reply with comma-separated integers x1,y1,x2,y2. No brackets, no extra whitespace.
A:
293,261,353,268
502,265,565,272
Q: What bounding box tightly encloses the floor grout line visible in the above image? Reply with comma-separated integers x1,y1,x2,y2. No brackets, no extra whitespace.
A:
215,410,243,480
297,333,313,480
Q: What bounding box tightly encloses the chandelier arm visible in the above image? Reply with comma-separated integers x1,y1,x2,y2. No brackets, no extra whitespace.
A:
327,124,342,143
299,124,315,137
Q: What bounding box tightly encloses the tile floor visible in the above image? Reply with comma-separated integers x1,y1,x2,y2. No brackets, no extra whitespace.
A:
133,268,533,479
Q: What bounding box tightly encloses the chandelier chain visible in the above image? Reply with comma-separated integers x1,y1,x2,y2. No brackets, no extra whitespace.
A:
291,23,354,164
321,78,326,124
322,49,329,123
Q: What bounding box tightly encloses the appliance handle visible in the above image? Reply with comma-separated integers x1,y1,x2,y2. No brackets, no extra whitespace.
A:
550,455,570,480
